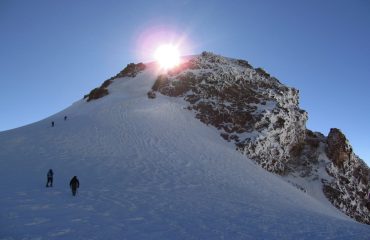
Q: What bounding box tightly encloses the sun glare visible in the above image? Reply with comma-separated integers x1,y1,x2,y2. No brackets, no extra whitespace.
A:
154,44,180,70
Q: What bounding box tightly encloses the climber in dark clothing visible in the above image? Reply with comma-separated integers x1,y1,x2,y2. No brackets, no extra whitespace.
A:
69,176,80,196
51,121,55,127
46,169,53,187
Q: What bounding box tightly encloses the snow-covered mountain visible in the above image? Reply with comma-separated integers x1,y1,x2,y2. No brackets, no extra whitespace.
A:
150,52,307,174
1,52,369,239
148,52,370,224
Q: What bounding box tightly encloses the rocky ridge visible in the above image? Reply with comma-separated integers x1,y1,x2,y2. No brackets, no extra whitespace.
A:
324,128,370,223
151,52,307,174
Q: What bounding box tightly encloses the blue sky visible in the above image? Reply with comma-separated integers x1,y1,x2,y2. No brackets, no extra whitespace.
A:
1,0,369,164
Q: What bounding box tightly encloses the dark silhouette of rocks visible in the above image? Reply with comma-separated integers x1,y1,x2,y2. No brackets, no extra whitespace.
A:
84,63,146,102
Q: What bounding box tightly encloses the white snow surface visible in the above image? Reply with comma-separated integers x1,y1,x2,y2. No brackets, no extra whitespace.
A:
1,64,370,239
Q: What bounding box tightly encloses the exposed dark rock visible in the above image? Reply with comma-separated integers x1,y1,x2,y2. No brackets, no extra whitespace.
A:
274,117,285,129
221,133,230,141
101,79,113,88
151,75,169,92
255,67,270,78
323,185,341,200
327,128,352,169
85,87,109,102
323,128,370,224
84,63,146,102
112,62,146,79
237,59,252,68
147,90,156,99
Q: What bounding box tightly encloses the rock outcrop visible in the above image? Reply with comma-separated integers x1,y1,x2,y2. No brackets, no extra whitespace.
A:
327,128,353,169
151,52,307,174
84,62,146,102
84,79,112,102
324,128,370,224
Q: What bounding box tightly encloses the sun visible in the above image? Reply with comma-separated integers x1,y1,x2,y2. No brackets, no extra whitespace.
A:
154,44,180,70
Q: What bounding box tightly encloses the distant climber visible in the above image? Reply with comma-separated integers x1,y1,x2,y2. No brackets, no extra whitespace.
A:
46,169,53,187
51,121,55,127
64,116,67,121
69,176,80,196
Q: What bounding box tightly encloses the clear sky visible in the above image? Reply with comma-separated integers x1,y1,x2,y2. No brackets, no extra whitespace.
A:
1,0,369,164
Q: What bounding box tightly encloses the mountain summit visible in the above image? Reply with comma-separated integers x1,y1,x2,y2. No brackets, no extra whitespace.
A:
1,52,369,239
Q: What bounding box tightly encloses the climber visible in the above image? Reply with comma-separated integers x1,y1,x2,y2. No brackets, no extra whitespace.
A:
46,169,53,187
69,176,80,196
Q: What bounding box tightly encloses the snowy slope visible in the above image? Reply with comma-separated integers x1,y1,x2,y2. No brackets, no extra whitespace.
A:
1,61,370,239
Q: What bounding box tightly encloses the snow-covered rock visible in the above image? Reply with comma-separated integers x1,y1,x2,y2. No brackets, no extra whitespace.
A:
285,128,370,224
151,52,307,174
324,128,370,224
